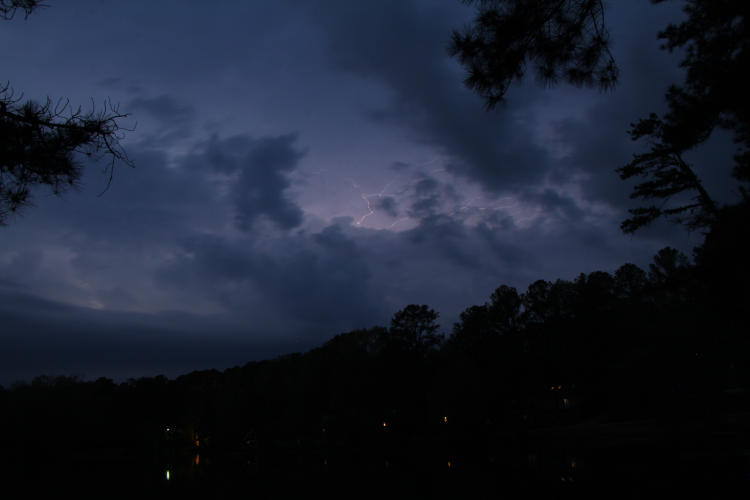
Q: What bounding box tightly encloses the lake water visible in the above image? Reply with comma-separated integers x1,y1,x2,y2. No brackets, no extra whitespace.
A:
3,438,747,499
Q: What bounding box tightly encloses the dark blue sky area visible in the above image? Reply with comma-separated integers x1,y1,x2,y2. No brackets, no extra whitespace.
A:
0,1,738,384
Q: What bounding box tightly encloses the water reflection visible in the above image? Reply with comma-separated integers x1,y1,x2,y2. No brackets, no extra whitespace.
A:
0,438,741,498
153,443,581,498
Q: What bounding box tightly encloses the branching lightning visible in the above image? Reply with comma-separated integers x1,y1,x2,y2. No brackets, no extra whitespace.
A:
343,155,534,230
355,192,375,226
354,181,394,227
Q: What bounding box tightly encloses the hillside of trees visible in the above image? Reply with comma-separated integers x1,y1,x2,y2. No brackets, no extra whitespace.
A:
1,202,748,498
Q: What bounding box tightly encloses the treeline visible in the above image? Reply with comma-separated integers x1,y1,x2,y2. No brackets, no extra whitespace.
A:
0,204,748,463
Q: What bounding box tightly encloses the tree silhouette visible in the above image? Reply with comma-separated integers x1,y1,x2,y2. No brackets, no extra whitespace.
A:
694,201,750,314
648,246,688,284
486,284,522,334
389,304,442,355
0,2,132,224
0,0,40,19
613,263,648,300
617,0,750,232
448,286,522,368
449,0,617,109
449,304,492,351
521,279,552,325
617,112,720,232
452,0,749,233
576,270,614,312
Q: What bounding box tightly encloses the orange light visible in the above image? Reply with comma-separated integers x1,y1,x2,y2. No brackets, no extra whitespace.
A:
194,453,200,466
382,421,387,428
447,461,452,468
443,416,448,423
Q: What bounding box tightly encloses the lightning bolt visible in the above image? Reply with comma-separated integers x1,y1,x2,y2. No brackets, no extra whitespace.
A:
355,192,375,226
388,217,410,229
354,181,395,227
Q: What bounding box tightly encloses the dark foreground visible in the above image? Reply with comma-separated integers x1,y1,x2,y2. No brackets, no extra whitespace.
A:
2,210,749,498
2,412,748,499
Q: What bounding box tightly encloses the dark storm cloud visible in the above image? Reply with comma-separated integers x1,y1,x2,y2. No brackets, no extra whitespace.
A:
121,94,197,147
0,291,300,385
187,134,306,231
403,171,463,220
373,196,399,217
233,135,306,230
409,196,441,219
302,0,552,191
405,215,482,270
143,155,634,337
45,147,216,244
153,215,525,336
125,94,195,148
414,175,440,196
520,188,586,222
0,128,309,313
407,171,443,218
390,161,411,172
160,233,260,286
0,145,228,312
156,223,381,334
128,95,195,124
0,146,217,295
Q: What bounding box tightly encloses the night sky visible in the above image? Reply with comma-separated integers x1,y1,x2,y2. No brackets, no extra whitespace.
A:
0,0,740,384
